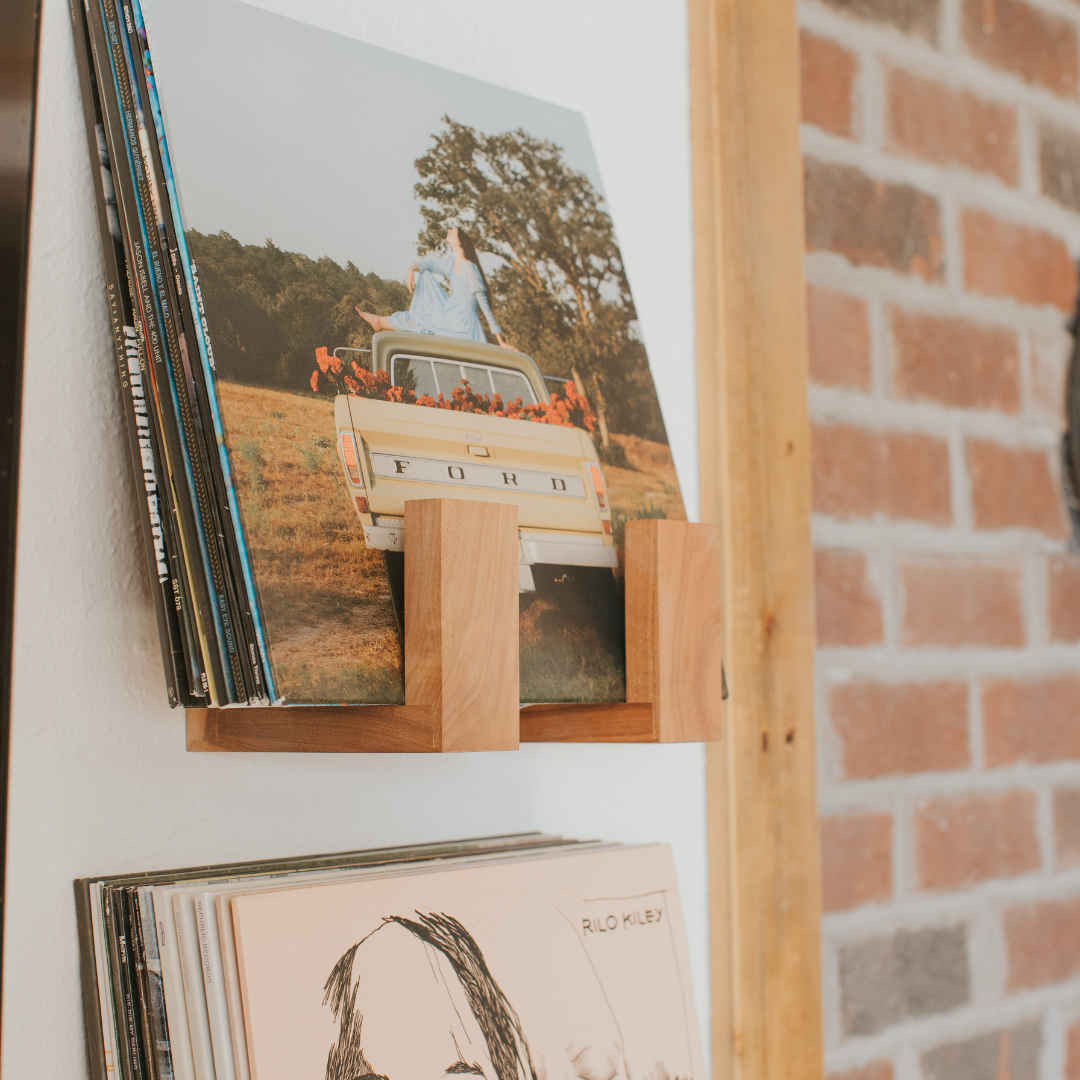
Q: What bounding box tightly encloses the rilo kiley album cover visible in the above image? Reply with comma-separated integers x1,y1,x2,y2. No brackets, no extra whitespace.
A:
230,845,703,1080
90,0,687,704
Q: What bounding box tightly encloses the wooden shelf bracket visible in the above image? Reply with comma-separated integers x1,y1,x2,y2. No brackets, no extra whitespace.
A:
187,498,521,753
519,518,724,743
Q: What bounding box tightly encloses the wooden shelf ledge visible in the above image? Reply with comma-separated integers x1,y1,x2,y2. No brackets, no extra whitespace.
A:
187,499,520,753
186,512,723,751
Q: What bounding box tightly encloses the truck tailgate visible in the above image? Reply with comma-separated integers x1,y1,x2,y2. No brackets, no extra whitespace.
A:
346,396,604,535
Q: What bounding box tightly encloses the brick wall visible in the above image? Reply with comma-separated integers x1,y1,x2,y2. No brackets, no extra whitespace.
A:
800,0,1080,1077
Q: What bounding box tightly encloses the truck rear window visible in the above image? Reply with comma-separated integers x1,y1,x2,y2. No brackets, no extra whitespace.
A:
391,353,539,406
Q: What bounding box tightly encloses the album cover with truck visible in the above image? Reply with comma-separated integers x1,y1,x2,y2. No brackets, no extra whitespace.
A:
75,0,687,704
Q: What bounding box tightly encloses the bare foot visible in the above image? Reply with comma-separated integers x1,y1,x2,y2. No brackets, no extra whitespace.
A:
355,307,393,333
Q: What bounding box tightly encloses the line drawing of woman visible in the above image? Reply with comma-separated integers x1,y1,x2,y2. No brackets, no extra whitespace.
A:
355,227,517,349
322,907,640,1080
323,911,536,1080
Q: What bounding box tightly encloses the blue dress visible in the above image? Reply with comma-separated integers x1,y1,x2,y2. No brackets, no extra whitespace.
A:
387,254,502,342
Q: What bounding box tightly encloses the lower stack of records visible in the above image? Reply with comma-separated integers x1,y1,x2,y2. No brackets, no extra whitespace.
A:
77,833,705,1080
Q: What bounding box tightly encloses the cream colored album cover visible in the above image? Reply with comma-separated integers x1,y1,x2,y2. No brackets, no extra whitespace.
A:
231,845,702,1080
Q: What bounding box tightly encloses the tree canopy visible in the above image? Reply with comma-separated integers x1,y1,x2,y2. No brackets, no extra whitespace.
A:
414,117,667,446
186,230,409,389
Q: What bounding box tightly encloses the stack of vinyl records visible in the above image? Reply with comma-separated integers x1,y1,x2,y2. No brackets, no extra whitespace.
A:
71,0,269,706
71,0,691,710
76,834,704,1080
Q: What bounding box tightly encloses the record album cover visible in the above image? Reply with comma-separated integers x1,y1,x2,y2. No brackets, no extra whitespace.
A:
139,0,687,704
231,845,703,1080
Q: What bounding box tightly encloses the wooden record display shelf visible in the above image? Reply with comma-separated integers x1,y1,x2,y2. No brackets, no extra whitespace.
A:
187,498,521,754
186,504,724,752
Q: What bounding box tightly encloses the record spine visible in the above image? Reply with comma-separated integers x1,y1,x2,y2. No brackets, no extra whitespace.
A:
133,889,174,1080
74,878,109,1080
137,890,177,1080
119,3,265,701
128,0,277,700
100,0,241,701
67,0,192,707
151,887,199,1080
85,0,230,702
195,895,237,1080
127,889,159,1080
107,888,145,1080
173,893,218,1080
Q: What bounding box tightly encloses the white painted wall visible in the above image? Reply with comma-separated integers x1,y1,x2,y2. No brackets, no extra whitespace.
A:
3,2,706,1076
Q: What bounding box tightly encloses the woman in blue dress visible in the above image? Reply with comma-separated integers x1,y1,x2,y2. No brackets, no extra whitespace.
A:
355,227,516,349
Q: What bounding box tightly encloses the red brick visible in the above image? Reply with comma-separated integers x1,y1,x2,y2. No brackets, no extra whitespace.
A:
1049,556,1080,641
1041,121,1080,213
967,440,1065,537
887,68,1018,184
812,424,951,524
962,209,1076,311
1005,896,1080,990
1068,1017,1080,1080
1031,331,1069,418
822,812,893,911
915,790,1039,891
831,680,969,778
891,310,1019,412
963,0,1079,97
822,0,938,40
801,31,857,137
807,284,871,388
902,560,1024,647
815,550,883,647
828,1064,893,1080
806,159,943,280
1054,788,1080,868
983,674,1080,765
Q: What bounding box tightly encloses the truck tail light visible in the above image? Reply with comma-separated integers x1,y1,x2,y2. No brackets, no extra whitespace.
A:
589,463,607,509
356,496,368,514
340,431,362,485
602,519,612,535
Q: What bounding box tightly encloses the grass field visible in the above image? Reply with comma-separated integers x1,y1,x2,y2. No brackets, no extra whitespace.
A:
219,382,404,704
218,382,686,704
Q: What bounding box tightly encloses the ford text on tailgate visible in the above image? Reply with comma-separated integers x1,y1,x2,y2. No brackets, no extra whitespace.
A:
334,331,615,592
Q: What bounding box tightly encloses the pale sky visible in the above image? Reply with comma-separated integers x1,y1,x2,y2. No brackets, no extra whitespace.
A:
141,0,608,280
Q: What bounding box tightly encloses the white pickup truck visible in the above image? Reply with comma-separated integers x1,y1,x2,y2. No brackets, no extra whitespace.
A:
334,332,617,594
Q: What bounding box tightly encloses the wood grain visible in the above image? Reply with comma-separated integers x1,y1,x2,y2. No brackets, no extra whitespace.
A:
688,0,825,1076
404,499,519,751
188,498,520,753
518,702,655,742
186,705,439,753
625,519,723,742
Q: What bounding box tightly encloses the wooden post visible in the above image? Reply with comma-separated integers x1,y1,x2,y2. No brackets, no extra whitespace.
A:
186,499,520,753
688,0,825,1078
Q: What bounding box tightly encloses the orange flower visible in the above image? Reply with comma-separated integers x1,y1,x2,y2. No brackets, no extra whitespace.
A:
315,346,331,373
309,370,320,392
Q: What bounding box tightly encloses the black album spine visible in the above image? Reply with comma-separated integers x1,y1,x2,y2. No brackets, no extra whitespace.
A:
85,0,230,703
128,890,161,1080
68,0,193,707
105,889,139,1080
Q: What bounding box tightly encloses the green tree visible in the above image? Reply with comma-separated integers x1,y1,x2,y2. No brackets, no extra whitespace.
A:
187,231,410,389
414,117,656,448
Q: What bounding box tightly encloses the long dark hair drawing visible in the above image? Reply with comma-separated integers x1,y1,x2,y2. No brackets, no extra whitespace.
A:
323,911,538,1080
